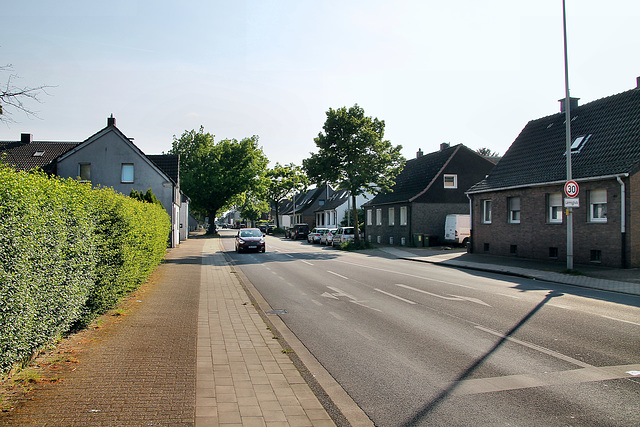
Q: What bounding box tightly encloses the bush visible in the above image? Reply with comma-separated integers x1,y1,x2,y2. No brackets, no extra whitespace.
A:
0,166,170,372
337,240,373,251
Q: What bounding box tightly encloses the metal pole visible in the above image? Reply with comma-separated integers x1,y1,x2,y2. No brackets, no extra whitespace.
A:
563,0,573,270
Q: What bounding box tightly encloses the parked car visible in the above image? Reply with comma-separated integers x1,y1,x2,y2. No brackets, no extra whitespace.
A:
320,228,337,245
235,228,266,253
308,227,329,243
287,223,310,240
332,226,357,247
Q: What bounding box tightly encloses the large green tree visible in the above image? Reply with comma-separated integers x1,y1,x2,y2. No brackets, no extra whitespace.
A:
303,104,404,244
266,163,308,229
169,127,268,233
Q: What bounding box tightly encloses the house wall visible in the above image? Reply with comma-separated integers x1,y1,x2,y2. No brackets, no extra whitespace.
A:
57,129,179,246
629,171,639,267
365,202,468,246
471,178,634,267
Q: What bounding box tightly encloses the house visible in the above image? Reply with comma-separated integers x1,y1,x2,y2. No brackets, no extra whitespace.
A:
364,144,496,246
278,185,333,229
466,79,640,268
55,116,184,247
314,189,371,229
1,116,189,248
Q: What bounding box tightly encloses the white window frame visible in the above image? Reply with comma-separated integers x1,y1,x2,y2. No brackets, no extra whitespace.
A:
388,207,395,226
444,174,458,189
367,209,373,226
508,197,521,224
400,206,407,226
589,189,607,223
121,163,134,183
548,193,562,224
376,208,382,226
482,200,492,224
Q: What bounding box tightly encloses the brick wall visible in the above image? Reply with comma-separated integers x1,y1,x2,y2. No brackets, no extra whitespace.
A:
471,178,635,268
630,172,639,267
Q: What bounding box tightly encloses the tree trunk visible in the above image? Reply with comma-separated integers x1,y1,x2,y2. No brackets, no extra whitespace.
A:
351,194,360,244
275,203,280,229
207,209,218,234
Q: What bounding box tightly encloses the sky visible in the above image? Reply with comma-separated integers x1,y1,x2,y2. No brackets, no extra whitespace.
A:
2,0,640,166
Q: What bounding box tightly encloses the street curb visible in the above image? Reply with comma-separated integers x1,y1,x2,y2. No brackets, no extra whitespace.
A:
222,247,374,427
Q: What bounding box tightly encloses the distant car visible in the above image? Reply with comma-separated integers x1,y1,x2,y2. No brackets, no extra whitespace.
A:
332,226,358,247
320,228,337,245
235,228,266,253
308,227,329,243
287,223,310,240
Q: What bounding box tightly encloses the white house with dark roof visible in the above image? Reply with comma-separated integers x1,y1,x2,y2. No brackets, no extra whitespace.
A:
467,78,640,268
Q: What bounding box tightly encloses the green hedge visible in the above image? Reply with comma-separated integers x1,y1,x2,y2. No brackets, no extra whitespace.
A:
0,166,170,372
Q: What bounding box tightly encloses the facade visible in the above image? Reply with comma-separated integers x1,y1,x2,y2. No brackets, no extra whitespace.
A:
1,116,188,248
467,80,640,268
314,189,371,229
278,185,333,229
364,144,496,246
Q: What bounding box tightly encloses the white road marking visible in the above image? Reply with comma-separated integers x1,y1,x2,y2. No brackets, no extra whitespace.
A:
311,299,324,306
448,294,491,307
328,271,349,280
599,315,640,326
329,311,344,321
375,288,417,304
300,260,314,266
475,326,593,368
395,284,464,301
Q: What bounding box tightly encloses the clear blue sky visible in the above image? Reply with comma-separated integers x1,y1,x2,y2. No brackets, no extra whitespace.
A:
2,0,640,165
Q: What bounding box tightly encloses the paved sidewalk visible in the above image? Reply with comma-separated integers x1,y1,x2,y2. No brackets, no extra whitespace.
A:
1,235,337,426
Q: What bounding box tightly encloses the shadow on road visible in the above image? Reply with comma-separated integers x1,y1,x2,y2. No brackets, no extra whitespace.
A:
400,290,564,426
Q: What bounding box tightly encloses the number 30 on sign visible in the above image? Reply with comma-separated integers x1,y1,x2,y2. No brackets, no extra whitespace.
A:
564,180,579,198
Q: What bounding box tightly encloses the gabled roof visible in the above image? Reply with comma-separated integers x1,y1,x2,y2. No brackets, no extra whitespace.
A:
469,86,640,193
148,154,179,183
0,139,78,172
365,144,467,205
279,185,333,215
317,189,350,211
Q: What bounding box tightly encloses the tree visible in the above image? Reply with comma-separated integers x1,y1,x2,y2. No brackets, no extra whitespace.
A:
1,64,53,123
266,163,308,229
303,104,404,244
236,190,270,227
476,147,500,157
169,127,268,234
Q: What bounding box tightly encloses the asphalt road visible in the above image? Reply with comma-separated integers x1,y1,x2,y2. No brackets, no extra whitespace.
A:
220,230,640,426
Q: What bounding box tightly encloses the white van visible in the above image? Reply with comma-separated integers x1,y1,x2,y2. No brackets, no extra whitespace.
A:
444,214,470,245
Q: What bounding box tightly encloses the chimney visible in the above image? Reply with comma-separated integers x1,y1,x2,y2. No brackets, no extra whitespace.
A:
416,148,423,158
440,142,450,151
21,133,33,143
559,97,579,113
107,114,116,127
636,76,640,89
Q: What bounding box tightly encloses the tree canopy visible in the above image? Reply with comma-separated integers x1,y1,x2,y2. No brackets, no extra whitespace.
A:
303,104,404,243
1,64,53,123
266,163,308,229
169,127,268,233
476,147,500,157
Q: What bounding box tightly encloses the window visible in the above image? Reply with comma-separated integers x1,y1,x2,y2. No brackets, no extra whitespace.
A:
367,209,373,226
483,243,490,252
590,249,602,263
121,163,134,183
79,163,91,181
388,207,395,226
510,245,518,255
548,193,562,223
549,247,559,259
400,206,407,226
508,197,521,223
444,174,457,189
376,209,382,225
569,134,592,154
589,189,607,222
482,200,492,224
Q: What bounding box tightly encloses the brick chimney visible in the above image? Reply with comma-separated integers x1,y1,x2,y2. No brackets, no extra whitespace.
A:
440,142,450,151
21,133,33,143
107,114,116,127
416,148,423,158
559,97,579,113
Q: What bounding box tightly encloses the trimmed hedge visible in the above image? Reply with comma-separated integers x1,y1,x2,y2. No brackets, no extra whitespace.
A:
0,166,170,372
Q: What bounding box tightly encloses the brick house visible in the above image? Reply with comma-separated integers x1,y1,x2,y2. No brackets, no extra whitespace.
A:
364,144,496,246
277,185,333,229
467,79,640,268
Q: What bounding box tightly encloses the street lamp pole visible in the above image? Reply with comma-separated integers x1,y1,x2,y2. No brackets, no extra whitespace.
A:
563,0,574,270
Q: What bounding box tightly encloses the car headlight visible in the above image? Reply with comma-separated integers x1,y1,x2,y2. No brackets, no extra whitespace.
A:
238,238,245,244
260,238,265,243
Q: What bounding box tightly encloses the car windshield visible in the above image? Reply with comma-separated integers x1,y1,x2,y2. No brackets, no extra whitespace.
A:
240,229,262,237
343,228,354,233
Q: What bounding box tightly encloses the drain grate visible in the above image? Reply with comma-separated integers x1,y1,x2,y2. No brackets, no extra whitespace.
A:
266,309,287,315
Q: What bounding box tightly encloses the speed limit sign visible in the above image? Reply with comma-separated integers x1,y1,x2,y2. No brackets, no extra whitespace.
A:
564,180,579,198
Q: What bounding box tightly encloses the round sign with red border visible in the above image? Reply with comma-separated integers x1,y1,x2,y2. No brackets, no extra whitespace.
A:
565,180,579,198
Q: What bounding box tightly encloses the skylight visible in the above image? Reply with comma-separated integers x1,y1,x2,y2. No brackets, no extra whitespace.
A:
571,134,591,152
32,151,45,157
